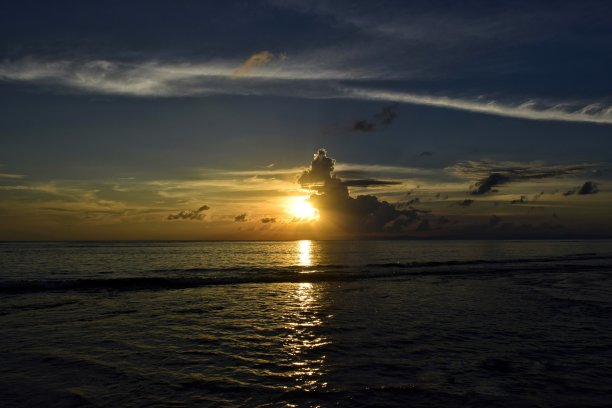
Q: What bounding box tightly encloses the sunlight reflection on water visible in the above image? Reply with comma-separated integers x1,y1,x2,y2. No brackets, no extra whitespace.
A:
287,241,331,391
281,279,329,391
298,240,312,267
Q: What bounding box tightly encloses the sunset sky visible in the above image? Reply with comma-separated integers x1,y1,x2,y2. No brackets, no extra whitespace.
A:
1,0,611,240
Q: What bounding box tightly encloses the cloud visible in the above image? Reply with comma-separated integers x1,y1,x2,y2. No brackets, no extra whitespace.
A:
578,181,599,195
459,199,474,206
406,197,420,206
261,217,276,223
231,51,275,78
351,120,374,132
448,160,602,195
342,179,401,187
416,219,430,232
564,181,599,196
234,213,248,222
511,195,528,204
470,173,511,195
299,148,423,234
298,148,336,187
346,88,612,125
0,57,369,97
2,57,612,125
167,205,209,220
418,151,434,157
350,104,398,132
375,104,398,126
0,165,25,179
0,173,25,179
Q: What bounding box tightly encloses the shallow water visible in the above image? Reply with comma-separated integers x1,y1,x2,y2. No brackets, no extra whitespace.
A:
1,240,612,407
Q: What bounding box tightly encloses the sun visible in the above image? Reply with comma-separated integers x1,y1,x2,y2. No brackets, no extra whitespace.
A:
287,196,319,221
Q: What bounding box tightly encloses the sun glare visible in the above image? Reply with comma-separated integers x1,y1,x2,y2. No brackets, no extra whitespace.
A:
288,196,319,221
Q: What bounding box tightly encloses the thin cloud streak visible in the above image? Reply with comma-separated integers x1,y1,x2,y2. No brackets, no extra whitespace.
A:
2,58,612,124
0,173,25,179
0,57,374,96
346,88,612,125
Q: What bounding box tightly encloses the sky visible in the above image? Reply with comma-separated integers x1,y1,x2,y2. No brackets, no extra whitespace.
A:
0,0,611,240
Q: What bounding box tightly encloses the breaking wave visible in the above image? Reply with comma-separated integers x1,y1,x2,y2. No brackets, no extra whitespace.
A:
2,252,610,294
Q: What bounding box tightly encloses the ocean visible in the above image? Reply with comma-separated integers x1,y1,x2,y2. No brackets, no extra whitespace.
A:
1,240,612,407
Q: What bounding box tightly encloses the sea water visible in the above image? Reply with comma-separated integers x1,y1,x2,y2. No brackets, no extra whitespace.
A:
1,240,611,407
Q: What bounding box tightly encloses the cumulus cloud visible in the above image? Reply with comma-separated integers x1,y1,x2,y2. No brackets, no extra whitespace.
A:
298,148,336,187
167,205,210,220
234,213,248,222
298,149,401,189
448,160,601,195
350,104,398,132
299,148,423,234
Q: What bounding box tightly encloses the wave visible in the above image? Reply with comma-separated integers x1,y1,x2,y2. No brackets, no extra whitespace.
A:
2,252,610,294
162,253,611,274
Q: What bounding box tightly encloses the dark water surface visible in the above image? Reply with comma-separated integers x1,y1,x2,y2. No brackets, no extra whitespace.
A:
1,240,612,407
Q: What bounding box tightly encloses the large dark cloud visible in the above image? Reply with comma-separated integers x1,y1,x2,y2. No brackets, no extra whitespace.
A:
350,104,398,132
471,173,511,195
298,148,335,187
299,148,421,234
449,160,601,195
298,149,399,189
564,181,599,196
167,205,209,220
578,181,599,195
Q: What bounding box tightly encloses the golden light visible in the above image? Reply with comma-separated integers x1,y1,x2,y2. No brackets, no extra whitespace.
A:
281,281,329,391
287,196,319,221
298,240,312,267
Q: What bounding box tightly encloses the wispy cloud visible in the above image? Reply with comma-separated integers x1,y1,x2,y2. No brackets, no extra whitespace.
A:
0,173,25,179
2,57,612,125
0,164,25,179
448,160,603,195
346,88,612,125
0,57,371,97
